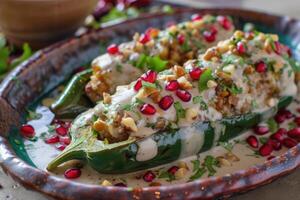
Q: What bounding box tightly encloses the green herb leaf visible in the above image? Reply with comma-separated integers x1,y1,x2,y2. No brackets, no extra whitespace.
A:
198,68,213,92
146,56,168,72
0,34,6,49
191,159,200,172
189,167,206,181
174,102,186,121
26,109,42,121
158,170,175,182
0,47,10,73
11,43,33,68
142,81,157,89
203,155,219,177
100,8,127,23
228,84,243,95
259,137,268,144
162,5,174,14
192,96,208,110
267,118,278,134
284,55,300,72
135,54,147,69
219,141,234,152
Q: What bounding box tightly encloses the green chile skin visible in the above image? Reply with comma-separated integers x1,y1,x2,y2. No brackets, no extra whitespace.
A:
51,69,93,119
85,96,293,174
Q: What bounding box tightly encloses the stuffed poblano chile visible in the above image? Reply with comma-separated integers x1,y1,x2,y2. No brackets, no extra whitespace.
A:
47,31,298,173
51,15,235,117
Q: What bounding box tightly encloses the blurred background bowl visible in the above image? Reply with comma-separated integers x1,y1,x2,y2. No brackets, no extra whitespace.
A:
0,0,98,49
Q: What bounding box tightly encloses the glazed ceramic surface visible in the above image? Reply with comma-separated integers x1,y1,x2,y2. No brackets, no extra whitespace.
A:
0,8,300,200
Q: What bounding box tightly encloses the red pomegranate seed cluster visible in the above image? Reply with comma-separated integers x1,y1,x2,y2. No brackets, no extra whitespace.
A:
237,42,246,54
177,34,185,45
43,119,71,151
247,108,300,158
176,89,192,102
159,96,174,110
165,80,179,91
139,33,150,44
189,68,203,80
134,70,157,92
203,30,216,43
140,103,156,115
167,166,179,175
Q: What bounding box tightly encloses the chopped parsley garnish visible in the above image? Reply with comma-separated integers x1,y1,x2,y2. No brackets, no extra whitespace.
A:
222,54,245,66
174,102,186,121
198,68,214,92
219,141,234,152
115,64,123,72
26,109,42,121
134,54,167,72
122,98,144,117
227,84,243,95
203,155,219,177
259,137,268,144
158,170,176,182
267,118,278,134
142,81,157,89
192,96,208,110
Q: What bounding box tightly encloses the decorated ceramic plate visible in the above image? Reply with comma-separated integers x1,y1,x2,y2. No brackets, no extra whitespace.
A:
1,8,300,200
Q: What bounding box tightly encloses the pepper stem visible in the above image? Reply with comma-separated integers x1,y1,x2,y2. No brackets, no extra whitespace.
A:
47,149,85,171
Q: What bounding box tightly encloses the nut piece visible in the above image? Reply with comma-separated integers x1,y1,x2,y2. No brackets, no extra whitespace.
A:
121,117,138,132
93,119,108,133
173,65,186,77
103,92,112,104
216,156,232,167
175,168,187,180
186,108,198,121
207,80,218,88
101,180,112,186
178,161,189,170
225,152,240,162
177,76,193,89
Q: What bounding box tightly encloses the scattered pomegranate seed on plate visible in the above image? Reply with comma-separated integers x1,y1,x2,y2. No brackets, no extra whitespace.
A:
253,126,269,135
246,135,259,148
167,166,179,175
20,124,35,138
259,144,273,156
143,171,156,182
56,126,68,136
64,168,81,179
45,135,60,144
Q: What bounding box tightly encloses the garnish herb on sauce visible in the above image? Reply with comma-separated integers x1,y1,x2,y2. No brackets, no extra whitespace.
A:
198,68,214,92
26,109,42,121
173,102,186,121
267,118,279,134
133,54,167,72
158,170,176,182
192,96,208,110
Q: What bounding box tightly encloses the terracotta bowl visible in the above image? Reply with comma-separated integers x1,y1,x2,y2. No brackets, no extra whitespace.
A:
1,8,300,200
0,0,98,49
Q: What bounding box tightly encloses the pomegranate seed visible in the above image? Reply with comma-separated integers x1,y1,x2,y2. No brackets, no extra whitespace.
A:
45,135,59,144
274,114,286,123
259,144,273,156
203,31,216,43
177,34,185,45
141,70,157,83
114,182,127,187
237,42,246,54
134,79,142,91
107,44,119,55
294,117,300,126
60,136,71,145
297,108,300,113
267,139,282,151
267,155,276,160
210,26,218,35
64,168,81,179
253,126,269,135
246,135,259,148
167,166,179,175
279,109,293,119
143,171,156,182
274,41,281,55
56,126,68,136
139,33,150,44
217,16,231,30
140,104,156,115
189,67,203,80
56,144,66,151
287,127,300,139
282,138,298,148
176,89,192,102
271,128,287,142
20,124,35,138
191,14,202,21
255,61,267,73
165,80,179,91
63,121,72,129
159,96,174,111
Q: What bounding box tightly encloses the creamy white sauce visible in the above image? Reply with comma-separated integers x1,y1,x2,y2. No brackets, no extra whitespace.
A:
136,138,158,161
179,126,205,158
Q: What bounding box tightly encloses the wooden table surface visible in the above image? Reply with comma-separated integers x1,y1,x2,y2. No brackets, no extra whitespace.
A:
1,1,299,199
